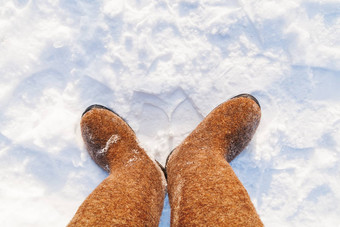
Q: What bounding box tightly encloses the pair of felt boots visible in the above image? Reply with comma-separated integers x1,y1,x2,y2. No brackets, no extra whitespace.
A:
68,94,263,226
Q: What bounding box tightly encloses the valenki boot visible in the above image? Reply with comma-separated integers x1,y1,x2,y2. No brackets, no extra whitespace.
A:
166,94,263,226
68,105,166,227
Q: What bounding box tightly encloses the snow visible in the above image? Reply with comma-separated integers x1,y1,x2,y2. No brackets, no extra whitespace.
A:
100,134,120,155
0,0,339,226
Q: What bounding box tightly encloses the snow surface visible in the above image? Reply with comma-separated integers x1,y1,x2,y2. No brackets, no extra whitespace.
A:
0,0,339,226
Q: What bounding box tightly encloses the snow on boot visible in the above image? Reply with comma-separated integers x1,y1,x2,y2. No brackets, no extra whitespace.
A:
68,105,166,227
166,94,263,226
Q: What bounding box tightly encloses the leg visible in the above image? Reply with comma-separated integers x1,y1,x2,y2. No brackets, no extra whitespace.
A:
68,105,166,227
166,94,263,226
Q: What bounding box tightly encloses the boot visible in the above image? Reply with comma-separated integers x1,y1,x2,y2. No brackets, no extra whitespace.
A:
68,105,166,227
166,94,263,226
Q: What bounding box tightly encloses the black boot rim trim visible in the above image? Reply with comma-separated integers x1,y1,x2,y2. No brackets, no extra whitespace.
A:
82,104,117,117
231,93,260,109
82,104,136,134
165,148,175,174
155,160,167,180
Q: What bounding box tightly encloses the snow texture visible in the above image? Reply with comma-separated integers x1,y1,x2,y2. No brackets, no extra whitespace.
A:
0,0,339,226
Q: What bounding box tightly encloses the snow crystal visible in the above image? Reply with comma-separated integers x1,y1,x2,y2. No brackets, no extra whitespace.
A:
99,134,120,155
126,149,139,165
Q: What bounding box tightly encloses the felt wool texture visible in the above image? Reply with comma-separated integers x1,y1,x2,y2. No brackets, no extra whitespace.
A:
68,106,166,226
166,95,263,226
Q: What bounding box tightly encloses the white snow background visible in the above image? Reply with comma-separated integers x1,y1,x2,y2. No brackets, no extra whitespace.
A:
0,0,340,226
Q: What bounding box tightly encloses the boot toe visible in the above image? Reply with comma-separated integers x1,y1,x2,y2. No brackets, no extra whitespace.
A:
231,94,260,109
82,104,115,117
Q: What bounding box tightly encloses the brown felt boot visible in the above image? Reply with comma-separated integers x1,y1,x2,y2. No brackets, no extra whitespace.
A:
166,94,263,226
68,105,166,227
